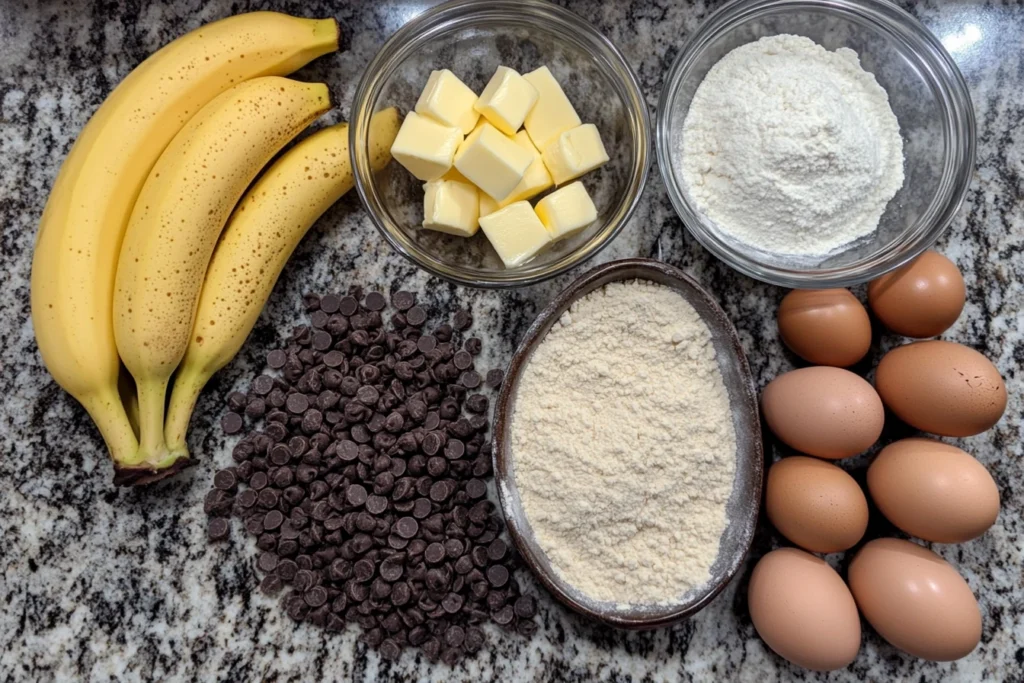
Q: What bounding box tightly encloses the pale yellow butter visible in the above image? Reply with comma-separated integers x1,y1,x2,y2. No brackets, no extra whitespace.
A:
415,69,480,135
479,201,552,268
541,123,609,185
523,66,582,149
534,181,597,240
422,178,480,237
391,111,463,181
474,66,539,136
498,131,553,208
454,122,532,203
478,191,499,218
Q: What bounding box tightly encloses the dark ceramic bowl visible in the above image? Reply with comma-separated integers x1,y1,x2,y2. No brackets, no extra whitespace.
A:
492,258,763,629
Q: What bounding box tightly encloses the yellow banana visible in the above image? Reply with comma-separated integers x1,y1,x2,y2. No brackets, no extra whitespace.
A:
114,77,331,469
164,108,402,456
30,12,339,485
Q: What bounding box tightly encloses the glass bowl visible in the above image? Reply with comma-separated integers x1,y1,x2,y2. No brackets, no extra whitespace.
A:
493,259,763,628
656,0,975,288
350,0,650,288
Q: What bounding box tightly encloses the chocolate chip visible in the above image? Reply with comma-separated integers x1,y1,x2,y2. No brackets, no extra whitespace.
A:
434,323,453,342
492,604,514,625
249,471,269,491
364,291,386,311
285,393,308,414
263,509,284,531
245,399,266,419
347,484,368,507
227,392,247,412
208,517,230,541
453,350,473,371
390,290,414,311
465,479,487,499
213,469,237,491
424,542,446,564
395,517,419,539
221,412,243,435
339,296,358,316
486,369,504,388
453,309,472,331
406,306,427,326
267,349,287,369
486,565,509,588
310,310,329,329
320,293,341,314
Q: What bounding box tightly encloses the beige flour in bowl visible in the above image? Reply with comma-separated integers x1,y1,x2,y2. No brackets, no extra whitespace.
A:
510,279,736,607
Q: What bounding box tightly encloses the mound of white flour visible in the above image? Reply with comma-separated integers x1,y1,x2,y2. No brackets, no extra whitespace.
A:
511,280,736,607
680,34,904,256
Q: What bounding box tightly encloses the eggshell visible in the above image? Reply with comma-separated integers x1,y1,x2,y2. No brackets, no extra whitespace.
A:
748,548,861,671
874,340,1007,437
868,250,965,338
778,289,872,367
848,538,981,661
868,438,999,543
766,456,868,553
761,367,885,459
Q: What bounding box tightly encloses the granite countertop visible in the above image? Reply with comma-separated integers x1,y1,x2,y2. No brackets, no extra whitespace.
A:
1,0,1021,681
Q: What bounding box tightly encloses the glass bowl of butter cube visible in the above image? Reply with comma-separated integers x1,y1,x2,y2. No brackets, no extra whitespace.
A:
350,0,651,287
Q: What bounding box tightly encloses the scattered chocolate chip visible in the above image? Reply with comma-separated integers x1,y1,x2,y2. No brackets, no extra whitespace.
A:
406,306,427,326
320,293,341,314
213,469,237,491
339,296,358,316
364,291,386,311
208,517,230,541
221,412,243,435
486,369,504,388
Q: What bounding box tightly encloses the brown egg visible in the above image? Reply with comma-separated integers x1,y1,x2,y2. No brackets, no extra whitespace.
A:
868,250,965,338
778,289,871,366
748,548,861,671
766,456,868,553
874,340,1007,436
848,538,981,661
761,367,885,459
868,438,999,543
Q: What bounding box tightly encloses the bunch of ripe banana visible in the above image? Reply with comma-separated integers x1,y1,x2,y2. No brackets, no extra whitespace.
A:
30,12,401,485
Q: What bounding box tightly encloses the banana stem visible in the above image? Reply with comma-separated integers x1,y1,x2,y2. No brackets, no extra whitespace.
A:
80,389,140,466
164,366,210,457
135,376,173,468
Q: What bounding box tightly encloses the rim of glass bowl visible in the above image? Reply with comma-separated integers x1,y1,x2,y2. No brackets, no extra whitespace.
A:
350,0,651,289
655,0,976,288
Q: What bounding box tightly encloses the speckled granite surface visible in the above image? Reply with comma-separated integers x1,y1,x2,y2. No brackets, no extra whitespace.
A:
1,0,1022,681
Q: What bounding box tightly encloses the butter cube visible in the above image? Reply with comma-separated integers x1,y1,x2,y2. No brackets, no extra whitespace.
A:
479,201,552,268
442,167,473,184
534,181,597,240
415,69,480,135
422,179,480,237
391,111,463,181
498,131,553,208
541,123,610,185
454,122,532,202
523,66,582,149
479,191,499,218
473,66,539,136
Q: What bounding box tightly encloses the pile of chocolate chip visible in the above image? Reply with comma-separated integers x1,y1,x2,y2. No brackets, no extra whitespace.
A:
204,288,537,664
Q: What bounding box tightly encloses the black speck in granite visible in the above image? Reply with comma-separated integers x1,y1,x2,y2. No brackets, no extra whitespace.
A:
1,0,1022,681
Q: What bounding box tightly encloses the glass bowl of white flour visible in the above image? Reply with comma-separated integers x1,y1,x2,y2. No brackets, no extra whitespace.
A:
656,0,975,288
492,259,763,628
